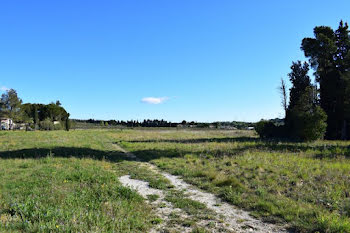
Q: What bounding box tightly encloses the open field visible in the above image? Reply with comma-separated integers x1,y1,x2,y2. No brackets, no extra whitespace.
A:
0,130,155,232
1,129,350,232
116,129,350,232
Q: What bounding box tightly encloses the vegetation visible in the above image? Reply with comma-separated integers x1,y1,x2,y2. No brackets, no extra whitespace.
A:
113,129,350,232
285,62,327,141
0,89,22,122
0,89,70,131
302,20,350,139
72,119,254,129
0,130,157,232
1,128,350,232
257,21,350,141
1,18,350,233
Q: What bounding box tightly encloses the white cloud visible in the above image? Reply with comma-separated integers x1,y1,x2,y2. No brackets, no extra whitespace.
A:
0,86,9,92
141,97,169,104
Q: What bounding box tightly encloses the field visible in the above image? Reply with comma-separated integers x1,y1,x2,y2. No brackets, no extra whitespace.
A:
0,130,155,232
1,129,350,232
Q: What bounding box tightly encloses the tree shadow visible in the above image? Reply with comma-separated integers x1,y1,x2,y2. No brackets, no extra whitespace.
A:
126,137,350,159
127,136,259,144
0,147,129,162
1,138,349,163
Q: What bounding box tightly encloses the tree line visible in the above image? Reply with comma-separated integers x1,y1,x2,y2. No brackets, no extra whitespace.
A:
0,89,70,130
73,119,254,129
74,119,179,127
257,20,350,141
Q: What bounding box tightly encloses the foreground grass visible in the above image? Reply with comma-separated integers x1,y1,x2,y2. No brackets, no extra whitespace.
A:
115,129,350,232
0,130,154,232
2,129,350,232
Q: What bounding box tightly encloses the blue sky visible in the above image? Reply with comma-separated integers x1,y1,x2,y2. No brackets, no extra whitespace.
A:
1,1,349,122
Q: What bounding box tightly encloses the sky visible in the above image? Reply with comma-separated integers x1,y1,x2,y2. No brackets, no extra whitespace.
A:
1,1,350,122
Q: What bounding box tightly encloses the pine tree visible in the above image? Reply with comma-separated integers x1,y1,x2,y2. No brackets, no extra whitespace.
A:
285,61,327,141
301,20,350,139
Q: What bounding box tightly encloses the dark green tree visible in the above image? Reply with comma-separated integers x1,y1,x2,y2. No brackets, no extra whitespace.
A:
65,115,71,131
284,61,327,141
287,61,312,109
287,87,327,141
301,20,350,139
34,105,39,128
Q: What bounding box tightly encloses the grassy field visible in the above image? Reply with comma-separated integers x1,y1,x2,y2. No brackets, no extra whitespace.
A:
1,129,350,232
115,129,350,232
0,130,155,232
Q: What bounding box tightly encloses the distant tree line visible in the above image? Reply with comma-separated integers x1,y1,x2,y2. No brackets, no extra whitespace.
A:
0,89,70,130
257,20,350,141
74,119,178,127
72,119,254,129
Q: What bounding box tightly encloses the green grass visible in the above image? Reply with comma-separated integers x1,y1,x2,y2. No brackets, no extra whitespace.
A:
2,129,350,232
117,161,173,190
0,130,154,232
164,190,214,220
114,129,350,233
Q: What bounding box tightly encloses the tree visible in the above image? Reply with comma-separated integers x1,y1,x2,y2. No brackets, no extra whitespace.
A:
301,20,350,139
65,118,71,131
20,102,70,131
0,89,23,121
287,87,327,141
34,105,39,128
285,61,327,141
287,61,312,109
279,78,288,117
343,72,350,139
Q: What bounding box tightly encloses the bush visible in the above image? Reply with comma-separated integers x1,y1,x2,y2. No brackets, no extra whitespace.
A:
39,118,54,130
256,120,285,139
53,122,62,130
287,105,327,141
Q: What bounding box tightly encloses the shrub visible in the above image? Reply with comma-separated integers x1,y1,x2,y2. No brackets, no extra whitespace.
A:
39,118,54,130
256,120,285,139
53,122,62,130
287,105,327,141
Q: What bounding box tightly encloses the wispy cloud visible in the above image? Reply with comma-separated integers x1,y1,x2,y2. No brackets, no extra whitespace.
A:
0,86,9,92
141,97,169,104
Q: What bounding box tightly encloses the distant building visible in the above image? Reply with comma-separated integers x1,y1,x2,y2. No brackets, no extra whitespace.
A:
246,126,255,130
1,118,14,130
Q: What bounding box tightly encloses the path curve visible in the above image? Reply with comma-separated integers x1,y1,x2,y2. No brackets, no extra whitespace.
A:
116,144,287,233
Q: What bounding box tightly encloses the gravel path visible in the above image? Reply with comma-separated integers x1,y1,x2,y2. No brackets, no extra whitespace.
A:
161,170,286,233
116,144,287,233
119,175,194,233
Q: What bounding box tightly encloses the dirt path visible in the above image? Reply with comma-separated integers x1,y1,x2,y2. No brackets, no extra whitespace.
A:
116,144,287,233
161,169,286,233
119,175,194,233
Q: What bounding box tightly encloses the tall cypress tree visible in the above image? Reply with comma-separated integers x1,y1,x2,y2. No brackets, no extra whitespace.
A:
285,61,327,141
33,104,39,127
335,21,350,139
287,61,312,109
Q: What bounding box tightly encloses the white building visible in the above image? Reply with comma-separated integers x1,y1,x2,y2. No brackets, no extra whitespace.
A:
1,118,13,130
